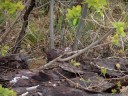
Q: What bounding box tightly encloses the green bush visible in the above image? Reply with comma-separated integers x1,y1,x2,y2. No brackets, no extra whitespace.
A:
0,85,16,96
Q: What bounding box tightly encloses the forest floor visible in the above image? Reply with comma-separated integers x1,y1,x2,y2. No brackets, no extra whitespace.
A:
0,54,128,96
0,1,128,96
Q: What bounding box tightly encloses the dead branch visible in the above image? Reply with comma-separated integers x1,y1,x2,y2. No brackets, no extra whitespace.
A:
107,75,128,82
58,29,114,61
56,71,92,92
38,55,63,70
39,28,115,69
12,0,35,54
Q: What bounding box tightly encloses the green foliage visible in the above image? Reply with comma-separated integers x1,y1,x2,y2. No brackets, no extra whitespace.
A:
66,5,82,26
15,1,25,11
112,22,126,45
26,32,38,45
125,16,128,27
0,85,16,96
0,0,25,14
0,12,5,24
111,81,121,94
113,33,119,45
112,22,126,36
111,89,117,94
0,0,25,24
116,81,121,89
101,68,106,76
0,45,9,56
70,59,80,67
84,0,107,16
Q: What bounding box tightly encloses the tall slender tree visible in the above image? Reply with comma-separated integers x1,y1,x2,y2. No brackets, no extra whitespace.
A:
72,3,88,51
49,0,55,49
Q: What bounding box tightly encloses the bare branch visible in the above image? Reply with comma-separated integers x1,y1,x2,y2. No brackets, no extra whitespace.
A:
39,28,115,69
12,0,36,54
59,29,115,61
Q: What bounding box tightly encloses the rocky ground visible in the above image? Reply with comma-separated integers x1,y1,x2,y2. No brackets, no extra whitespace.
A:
0,54,128,96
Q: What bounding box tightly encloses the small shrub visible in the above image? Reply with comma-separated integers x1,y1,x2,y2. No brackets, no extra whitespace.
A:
0,85,16,96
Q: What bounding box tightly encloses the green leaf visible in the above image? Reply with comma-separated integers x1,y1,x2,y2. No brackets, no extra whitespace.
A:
73,18,78,26
76,5,81,12
0,1,24,15
117,81,121,89
112,22,125,28
85,0,107,10
67,8,72,14
112,89,117,94
84,0,107,17
16,1,25,11
118,27,124,32
66,9,73,19
112,22,126,43
1,45,9,56
0,84,16,96
66,5,81,25
98,9,104,17
113,34,119,45
70,59,80,67
117,27,126,37
120,31,126,37
101,68,106,76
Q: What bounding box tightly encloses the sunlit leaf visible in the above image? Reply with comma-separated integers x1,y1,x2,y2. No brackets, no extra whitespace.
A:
112,22,125,28
112,89,117,94
117,27,126,37
117,81,121,89
0,84,16,96
73,18,78,26
1,45,9,56
70,59,80,67
66,5,81,26
120,31,126,37
101,68,106,76
16,1,25,11
113,34,119,45
76,5,81,10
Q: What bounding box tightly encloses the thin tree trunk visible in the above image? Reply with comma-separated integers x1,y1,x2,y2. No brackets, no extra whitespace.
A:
49,0,55,49
72,4,88,51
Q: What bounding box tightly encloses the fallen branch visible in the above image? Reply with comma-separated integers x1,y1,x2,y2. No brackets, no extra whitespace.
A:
59,29,114,61
107,75,128,82
38,55,63,70
39,28,115,69
56,71,92,92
